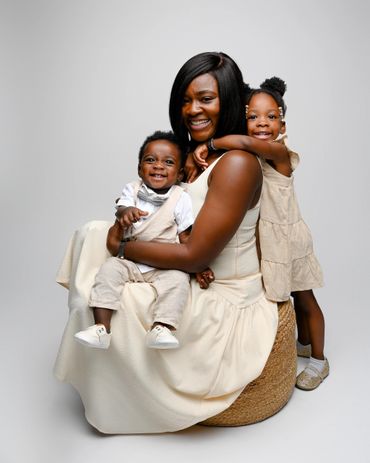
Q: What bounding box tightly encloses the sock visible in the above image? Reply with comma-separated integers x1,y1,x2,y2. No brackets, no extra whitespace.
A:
306,356,326,376
297,340,311,349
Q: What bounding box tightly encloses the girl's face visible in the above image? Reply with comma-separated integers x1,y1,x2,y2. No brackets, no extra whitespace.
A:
246,93,285,142
182,73,220,143
138,140,183,193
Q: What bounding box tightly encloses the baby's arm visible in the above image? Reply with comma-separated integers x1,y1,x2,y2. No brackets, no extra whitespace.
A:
194,135,292,176
179,228,214,289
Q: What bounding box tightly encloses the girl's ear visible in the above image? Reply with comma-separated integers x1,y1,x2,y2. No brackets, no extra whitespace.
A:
280,121,286,135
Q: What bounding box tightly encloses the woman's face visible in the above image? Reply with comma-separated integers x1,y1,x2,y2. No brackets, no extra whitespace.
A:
181,73,220,143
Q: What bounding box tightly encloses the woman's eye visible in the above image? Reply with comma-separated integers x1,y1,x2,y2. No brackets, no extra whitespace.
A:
202,96,213,103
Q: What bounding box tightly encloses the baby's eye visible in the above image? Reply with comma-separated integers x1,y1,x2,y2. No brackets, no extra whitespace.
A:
144,157,155,163
165,159,175,165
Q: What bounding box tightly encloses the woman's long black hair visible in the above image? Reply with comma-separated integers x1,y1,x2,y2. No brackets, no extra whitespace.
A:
169,52,246,147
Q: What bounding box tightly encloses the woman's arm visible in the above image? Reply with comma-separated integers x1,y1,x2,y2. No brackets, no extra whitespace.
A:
194,135,292,176
108,150,262,273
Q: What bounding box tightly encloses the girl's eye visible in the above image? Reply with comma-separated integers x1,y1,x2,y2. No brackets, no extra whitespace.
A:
248,115,257,120
268,114,277,120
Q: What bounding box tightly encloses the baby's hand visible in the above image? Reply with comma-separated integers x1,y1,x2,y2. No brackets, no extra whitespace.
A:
115,206,148,229
193,144,209,169
185,152,202,183
195,267,215,289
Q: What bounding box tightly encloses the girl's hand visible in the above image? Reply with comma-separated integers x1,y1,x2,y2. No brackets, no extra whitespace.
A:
193,144,209,169
115,206,148,229
195,267,215,289
185,152,202,183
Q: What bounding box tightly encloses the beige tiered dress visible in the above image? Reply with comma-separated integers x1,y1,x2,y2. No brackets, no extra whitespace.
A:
259,139,324,302
54,155,278,434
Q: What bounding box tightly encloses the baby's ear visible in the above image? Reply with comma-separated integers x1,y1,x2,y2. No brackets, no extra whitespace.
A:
280,121,286,135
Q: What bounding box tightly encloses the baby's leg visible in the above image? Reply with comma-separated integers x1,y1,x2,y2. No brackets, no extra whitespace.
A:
75,257,143,349
147,269,190,330
89,257,144,332
144,270,190,350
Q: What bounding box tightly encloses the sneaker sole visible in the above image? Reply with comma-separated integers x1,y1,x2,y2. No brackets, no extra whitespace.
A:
74,334,110,349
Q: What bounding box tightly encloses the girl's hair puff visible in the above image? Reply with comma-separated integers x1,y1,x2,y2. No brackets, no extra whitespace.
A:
245,76,287,116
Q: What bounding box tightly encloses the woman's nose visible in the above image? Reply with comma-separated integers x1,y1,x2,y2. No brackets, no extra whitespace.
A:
187,100,201,115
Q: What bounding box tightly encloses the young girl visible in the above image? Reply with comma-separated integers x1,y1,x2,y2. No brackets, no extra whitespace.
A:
191,77,329,391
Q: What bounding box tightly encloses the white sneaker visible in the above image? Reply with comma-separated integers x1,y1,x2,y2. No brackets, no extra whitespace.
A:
74,324,111,349
146,325,179,349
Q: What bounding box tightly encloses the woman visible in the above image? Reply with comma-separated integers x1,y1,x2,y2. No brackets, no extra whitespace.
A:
54,52,279,434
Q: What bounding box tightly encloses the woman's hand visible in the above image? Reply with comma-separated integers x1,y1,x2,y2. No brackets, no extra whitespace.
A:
185,152,202,183
195,267,215,289
193,144,209,170
115,206,148,229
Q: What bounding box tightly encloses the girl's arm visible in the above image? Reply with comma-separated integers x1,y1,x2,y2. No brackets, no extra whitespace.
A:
194,135,292,176
107,150,262,273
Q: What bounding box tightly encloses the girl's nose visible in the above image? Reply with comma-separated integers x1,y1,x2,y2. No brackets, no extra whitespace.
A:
257,117,268,126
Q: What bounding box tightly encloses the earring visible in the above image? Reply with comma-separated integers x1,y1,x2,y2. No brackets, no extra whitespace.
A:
245,105,249,119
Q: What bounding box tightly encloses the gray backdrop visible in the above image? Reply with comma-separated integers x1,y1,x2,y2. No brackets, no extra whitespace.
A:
1,0,369,462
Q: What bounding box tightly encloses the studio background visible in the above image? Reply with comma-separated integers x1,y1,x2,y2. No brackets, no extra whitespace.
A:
1,0,369,462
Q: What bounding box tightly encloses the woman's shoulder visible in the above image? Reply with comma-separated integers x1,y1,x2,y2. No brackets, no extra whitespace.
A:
213,150,262,178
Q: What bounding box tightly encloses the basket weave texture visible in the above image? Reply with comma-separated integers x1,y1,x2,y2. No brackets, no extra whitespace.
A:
201,299,296,426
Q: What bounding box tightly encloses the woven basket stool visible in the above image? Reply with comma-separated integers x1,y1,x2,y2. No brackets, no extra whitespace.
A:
201,299,296,426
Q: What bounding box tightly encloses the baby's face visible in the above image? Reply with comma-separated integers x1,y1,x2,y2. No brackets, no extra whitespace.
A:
138,140,183,193
246,92,285,142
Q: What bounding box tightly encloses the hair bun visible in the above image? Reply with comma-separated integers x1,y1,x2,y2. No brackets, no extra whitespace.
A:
243,82,253,97
260,77,286,97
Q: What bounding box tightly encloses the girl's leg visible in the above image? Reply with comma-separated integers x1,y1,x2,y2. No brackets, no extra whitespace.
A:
291,290,325,360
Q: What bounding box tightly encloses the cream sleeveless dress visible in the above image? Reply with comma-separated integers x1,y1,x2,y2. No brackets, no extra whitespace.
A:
54,155,278,434
259,138,324,301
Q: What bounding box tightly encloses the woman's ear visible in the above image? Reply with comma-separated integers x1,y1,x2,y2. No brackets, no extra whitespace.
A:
280,121,286,135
